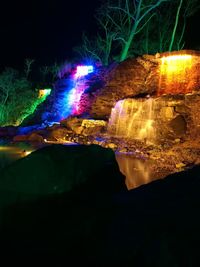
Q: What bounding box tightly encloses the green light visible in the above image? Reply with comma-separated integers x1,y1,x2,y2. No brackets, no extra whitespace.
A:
38,88,52,99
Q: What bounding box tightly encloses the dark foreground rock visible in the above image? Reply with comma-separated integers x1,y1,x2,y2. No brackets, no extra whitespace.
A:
0,144,125,208
0,145,200,266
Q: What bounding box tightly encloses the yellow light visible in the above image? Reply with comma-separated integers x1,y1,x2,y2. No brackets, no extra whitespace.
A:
38,89,51,98
160,54,192,74
161,54,192,63
0,146,13,151
158,53,194,95
23,150,32,156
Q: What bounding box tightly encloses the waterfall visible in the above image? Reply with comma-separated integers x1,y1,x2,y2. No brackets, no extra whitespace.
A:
108,98,156,144
158,54,193,95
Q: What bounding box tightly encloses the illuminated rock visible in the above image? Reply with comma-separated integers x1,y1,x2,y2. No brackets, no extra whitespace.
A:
157,50,200,95
107,92,200,144
61,117,107,136
90,50,200,119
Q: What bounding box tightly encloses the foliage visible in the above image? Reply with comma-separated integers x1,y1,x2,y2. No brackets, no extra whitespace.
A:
39,61,64,84
24,58,35,78
0,68,48,126
75,0,200,64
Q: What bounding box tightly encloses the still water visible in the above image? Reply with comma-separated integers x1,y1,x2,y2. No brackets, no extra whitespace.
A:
0,141,36,170
115,153,167,189
0,141,167,190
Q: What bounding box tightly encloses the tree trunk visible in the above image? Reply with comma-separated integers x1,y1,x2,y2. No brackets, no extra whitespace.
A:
169,0,183,51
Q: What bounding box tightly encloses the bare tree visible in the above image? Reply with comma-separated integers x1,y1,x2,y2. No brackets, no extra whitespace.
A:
39,66,51,83
106,0,169,61
74,33,103,64
50,62,60,81
174,0,200,50
74,25,116,66
75,0,200,64
24,58,35,78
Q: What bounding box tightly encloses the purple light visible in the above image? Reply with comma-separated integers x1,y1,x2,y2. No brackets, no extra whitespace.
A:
68,81,87,114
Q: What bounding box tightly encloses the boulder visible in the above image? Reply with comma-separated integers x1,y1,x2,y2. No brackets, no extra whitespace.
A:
1,155,200,265
27,133,44,143
86,50,200,119
0,144,125,210
89,56,158,119
48,126,71,141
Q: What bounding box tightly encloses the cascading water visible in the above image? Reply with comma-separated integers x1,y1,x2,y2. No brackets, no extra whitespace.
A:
158,53,193,95
51,65,94,121
108,97,156,144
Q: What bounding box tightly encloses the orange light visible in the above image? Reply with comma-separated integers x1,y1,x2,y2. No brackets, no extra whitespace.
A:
38,89,51,98
158,54,194,95
160,55,192,74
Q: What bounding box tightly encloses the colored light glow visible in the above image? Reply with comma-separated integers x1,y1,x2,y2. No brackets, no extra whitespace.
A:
158,53,194,95
53,64,94,121
22,150,32,156
75,65,94,78
160,55,192,74
67,83,87,114
38,88,51,98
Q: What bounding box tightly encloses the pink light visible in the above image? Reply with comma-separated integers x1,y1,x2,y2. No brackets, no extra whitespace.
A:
75,65,94,78
68,83,87,114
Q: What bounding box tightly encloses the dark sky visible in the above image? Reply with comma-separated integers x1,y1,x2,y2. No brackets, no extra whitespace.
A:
0,0,200,71
0,0,99,70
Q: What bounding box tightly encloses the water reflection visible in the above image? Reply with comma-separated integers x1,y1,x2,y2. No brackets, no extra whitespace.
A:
0,141,168,190
0,142,35,170
115,153,165,190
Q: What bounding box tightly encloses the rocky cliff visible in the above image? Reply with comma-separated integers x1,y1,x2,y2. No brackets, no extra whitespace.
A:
82,50,200,119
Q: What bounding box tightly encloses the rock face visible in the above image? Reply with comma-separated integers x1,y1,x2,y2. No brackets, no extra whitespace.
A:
107,93,200,143
87,50,200,119
88,56,158,119
60,117,107,136
10,50,200,145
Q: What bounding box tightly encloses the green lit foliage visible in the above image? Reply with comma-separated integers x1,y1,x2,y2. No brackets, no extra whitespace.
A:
24,58,35,78
0,68,50,126
75,0,200,64
130,0,200,54
75,0,170,63
168,0,200,51
39,62,61,84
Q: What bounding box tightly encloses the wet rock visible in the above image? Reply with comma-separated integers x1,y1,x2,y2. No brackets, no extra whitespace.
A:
13,135,28,142
27,133,44,143
175,162,186,169
89,56,158,119
48,126,72,141
81,119,107,136
0,126,17,138
160,106,175,119
106,143,118,150
168,115,187,137
86,50,200,119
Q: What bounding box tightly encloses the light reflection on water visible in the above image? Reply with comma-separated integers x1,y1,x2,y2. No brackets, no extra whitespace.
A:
115,153,166,190
0,141,167,190
0,141,76,171
0,142,35,170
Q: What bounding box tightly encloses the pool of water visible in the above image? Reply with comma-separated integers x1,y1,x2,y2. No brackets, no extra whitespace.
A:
0,141,37,170
0,141,169,189
115,153,170,189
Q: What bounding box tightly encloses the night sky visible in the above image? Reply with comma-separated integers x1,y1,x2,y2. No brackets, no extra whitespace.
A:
0,0,98,70
0,0,200,71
